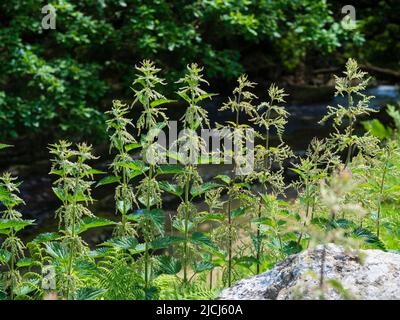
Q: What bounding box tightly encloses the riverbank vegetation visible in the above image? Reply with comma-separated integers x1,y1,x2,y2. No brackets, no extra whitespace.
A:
0,59,399,300
1,1,399,142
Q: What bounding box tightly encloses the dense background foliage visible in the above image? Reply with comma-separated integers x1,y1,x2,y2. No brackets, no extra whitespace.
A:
2,0,397,141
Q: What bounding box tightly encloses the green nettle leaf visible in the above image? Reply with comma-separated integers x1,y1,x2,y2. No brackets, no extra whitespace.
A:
0,219,35,233
194,93,218,103
231,207,246,219
32,232,60,244
16,258,34,268
151,236,184,249
351,228,386,250
190,182,221,197
172,219,193,234
45,242,70,262
282,241,303,256
215,174,231,185
52,186,67,201
115,160,149,173
192,261,216,273
289,168,306,179
88,247,111,258
101,237,139,249
125,142,142,152
234,256,259,268
361,119,392,140
128,170,145,179
191,232,217,250
117,199,132,214
331,219,357,230
156,255,182,275
0,144,12,150
158,181,183,197
0,249,11,264
198,213,225,222
96,175,121,187
14,279,41,296
76,288,106,300
157,164,184,174
0,186,12,203
128,209,164,234
74,217,115,234
86,169,106,175
150,99,177,108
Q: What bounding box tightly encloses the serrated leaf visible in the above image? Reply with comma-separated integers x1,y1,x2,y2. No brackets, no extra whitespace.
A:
150,99,177,108
45,242,69,261
156,255,182,275
231,207,246,219
0,144,12,150
158,181,183,197
352,227,386,250
215,175,231,185
194,93,217,103
125,143,142,152
86,169,106,175
198,213,225,222
0,186,12,203
151,236,184,250
101,237,138,249
0,249,11,264
157,164,184,174
282,241,303,256
96,175,121,187
76,287,106,300
191,182,221,197
128,209,164,234
192,261,216,273
32,232,60,244
0,219,34,232
74,217,115,234
16,258,34,268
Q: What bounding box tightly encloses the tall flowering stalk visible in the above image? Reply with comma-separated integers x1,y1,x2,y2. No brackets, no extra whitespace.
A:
173,63,215,284
216,74,257,286
320,58,379,167
105,100,138,237
247,84,293,273
131,60,172,292
0,173,28,299
49,141,97,299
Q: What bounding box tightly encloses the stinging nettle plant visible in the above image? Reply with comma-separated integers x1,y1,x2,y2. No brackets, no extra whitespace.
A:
320,58,380,166
0,58,399,300
49,141,99,299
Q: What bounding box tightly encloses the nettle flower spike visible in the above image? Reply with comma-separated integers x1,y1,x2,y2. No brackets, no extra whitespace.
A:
320,58,380,166
252,84,289,142
219,74,258,119
131,60,170,134
177,63,214,129
106,100,136,152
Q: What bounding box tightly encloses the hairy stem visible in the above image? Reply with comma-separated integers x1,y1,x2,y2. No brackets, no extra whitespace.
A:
377,147,390,238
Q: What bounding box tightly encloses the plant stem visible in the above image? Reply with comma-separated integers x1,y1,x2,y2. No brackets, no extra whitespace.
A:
227,196,232,287
144,164,154,291
183,175,190,284
377,147,390,238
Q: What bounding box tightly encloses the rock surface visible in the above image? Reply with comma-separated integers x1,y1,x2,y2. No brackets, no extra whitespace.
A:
218,244,400,300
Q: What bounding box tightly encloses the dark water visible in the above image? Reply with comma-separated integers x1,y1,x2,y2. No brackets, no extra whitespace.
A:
2,85,399,243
